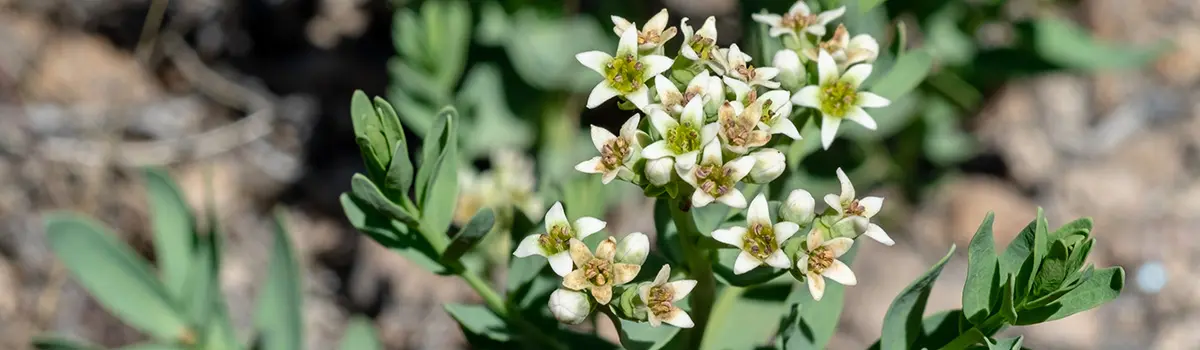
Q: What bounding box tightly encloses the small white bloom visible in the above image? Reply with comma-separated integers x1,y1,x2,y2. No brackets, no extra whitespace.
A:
615,232,650,266
513,202,609,276
717,101,772,154
549,288,593,325
638,265,697,328
823,168,893,246
757,90,801,140
723,44,780,89
751,2,845,38
562,237,642,305
797,227,857,301
679,16,718,61
678,140,756,208
612,9,678,54
645,157,675,186
712,194,800,274
577,27,674,109
773,49,805,91
642,98,720,169
780,189,816,224
792,50,891,149
576,114,643,184
746,148,785,184
802,24,880,70
652,71,723,116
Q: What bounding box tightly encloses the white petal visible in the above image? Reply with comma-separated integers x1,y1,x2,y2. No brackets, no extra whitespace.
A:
774,221,800,243
751,13,782,27
820,114,841,150
764,250,791,269
716,189,747,208
824,193,843,216
699,139,723,166
842,64,873,89
712,226,748,246
513,234,545,257
770,118,801,139
835,167,855,201
611,16,633,33
675,150,699,170
761,90,790,108
806,227,825,251
822,259,857,286
845,106,877,130
646,9,670,32
601,170,620,184
621,114,642,139
647,311,662,327
847,34,880,62
548,252,575,277
649,109,678,135
692,190,716,208
700,123,720,146
587,82,620,108
697,17,717,38
680,45,699,60
668,280,697,301
789,1,812,15
860,196,884,218
733,251,764,274
723,77,751,102
655,74,681,101
857,91,891,108
627,85,652,109
681,97,705,127
747,194,771,226
576,51,613,74
662,308,695,328
618,27,639,56
545,202,569,233
642,141,672,160
754,67,780,81
574,217,607,239
817,6,846,25
575,157,603,174
728,157,757,182
792,86,821,108
653,265,671,285
822,237,855,257
807,271,826,301
590,125,617,151
864,224,895,246
680,17,694,38
817,50,838,85
769,27,793,38
642,55,675,78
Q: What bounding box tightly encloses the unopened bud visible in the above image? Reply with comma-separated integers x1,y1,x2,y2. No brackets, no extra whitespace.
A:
615,232,650,266
830,215,870,240
549,288,593,325
746,148,786,184
773,49,804,91
780,189,816,224
645,157,675,186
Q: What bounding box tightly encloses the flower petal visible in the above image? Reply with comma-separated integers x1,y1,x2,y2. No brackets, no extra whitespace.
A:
692,190,716,208
789,1,812,15
860,196,884,218
617,27,639,57
590,125,617,152
817,50,838,85
655,74,680,102
627,85,652,109
712,226,747,246
754,67,780,81
751,13,782,27
647,311,662,327
817,6,846,25
822,259,857,286
700,123,720,146
807,228,825,251
601,170,620,184
764,249,791,269
845,106,877,130
774,221,800,243
513,234,544,257
769,27,793,38
662,307,695,328
747,193,771,226
675,150,699,170
820,113,841,150
562,268,589,290
613,263,641,285
761,90,790,107
793,86,821,108
575,157,604,174
822,237,855,257
770,118,801,139
697,138,722,166
576,51,613,74
698,16,718,38
611,15,633,34
593,285,614,305
795,252,809,270
574,217,607,239
569,238,593,267
824,193,843,216
716,189,748,208
733,251,764,274
642,141,672,160
668,280,697,301
847,34,880,63
723,76,751,102
653,265,671,286
835,167,855,201
596,237,618,261
642,56,675,78
725,156,757,182
646,9,670,32
587,82,620,108
549,252,576,277
639,284,652,304
857,91,891,108
841,64,873,89
864,223,895,246
622,114,642,139
807,271,826,301
545,202,569,233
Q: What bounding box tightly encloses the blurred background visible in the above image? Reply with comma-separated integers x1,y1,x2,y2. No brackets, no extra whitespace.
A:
0,0,1194,349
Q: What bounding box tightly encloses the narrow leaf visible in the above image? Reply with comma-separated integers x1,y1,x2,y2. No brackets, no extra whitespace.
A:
416,108,460,237
1049,217,1092,242
963,212,998,324
143,168,196,299
998,275,1018,323
340,194,447,274
444,303,511,342
31,335,102,350
1031,240,1071,297
351,91,391,179
442,208,496,263
870,50,933,100
373,97,406,163
1015,266,1124,325
340,317,382,350
859,0,887,12
990,336,1023,350
1034,17,1168,70
350,173,417,225
181,230,219,328
115,344,187,350
880,245,956,350
254,210,303,350
616,318,680,350
783,247,859,349
378,106,414,201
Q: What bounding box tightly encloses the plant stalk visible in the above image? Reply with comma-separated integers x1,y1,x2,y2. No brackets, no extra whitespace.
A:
667,198,716,349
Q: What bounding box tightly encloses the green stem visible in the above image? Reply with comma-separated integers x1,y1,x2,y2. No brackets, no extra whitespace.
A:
667,198,716,349
941,313,1008,350
459,267,566,350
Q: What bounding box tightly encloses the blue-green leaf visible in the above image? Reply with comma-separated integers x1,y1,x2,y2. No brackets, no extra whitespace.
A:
1049,217,1092,242
783,246,858,349
859,0,887,12
1034,17,1168,70
616,318,680,350
115,344,187,350
31,335,102,350
442,208,495,263
351,91,392,180
880,245,956,350
340,193,447,274
703,285,792,350
990,336,1023,350
254,210,303,350
444,303,511,342
963,212,999,324
340,317,382,350
1015,267,1124,325
415,107,460,237
182,229,219,329
870,50,933,100
350,173,416,226
143,168,196,299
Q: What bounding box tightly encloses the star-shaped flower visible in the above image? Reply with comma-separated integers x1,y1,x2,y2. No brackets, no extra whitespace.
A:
679,16,718,61
642,98,719,170
514,202,608,276
824,168,893,245
757,90,801,140
612,9,678,54
576,114,644,184
792,50,891,149
562,237,642,305
577,27,674,109
751,2,845,38
651,71,723,116
723,44,780,89
638,265,697,328
712,193,800,274
717,100,772,154
678,140,756,208
802,24,879,70
797,226,856,301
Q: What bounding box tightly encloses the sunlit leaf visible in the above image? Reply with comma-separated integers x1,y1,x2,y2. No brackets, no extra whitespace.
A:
880,245,956,350
143,168,196,299
254,210,303,350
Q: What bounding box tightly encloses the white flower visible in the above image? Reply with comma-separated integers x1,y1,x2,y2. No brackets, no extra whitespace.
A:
792,50,891,149
723,44,780,89
642,98,719,169
612,9,678,54
780,189,815,224
712,194,800,274
576,114,643,184
679,16,718,61
645,157,675,186
746,148,785,184
637,265,697,328
824,168,893,246
679,140,756,208
798,226,856,301
751,2,845,38
615,232,650,266
757,90,801,140
773,49,804,91
549,288,593,325
802,24,880,70
577,27,674,109
717,101,772,154
562,237,642,305
513,202,608,276
651,71,723,116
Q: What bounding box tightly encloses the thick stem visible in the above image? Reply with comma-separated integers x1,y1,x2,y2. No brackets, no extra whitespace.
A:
459,267,566,350
667,198,716,349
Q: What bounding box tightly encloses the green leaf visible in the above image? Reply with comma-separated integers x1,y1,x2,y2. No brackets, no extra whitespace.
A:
374,98,414,201
990,336,1023,350
203,297,239,350
420,0,471,91
616,318,680,350
859,0,887,12
1031,239,1071,297
142,168,196,299
713,248,788,287
350,173,416,225
782,247,858,349
32,335,102,350
880,245,956,350
925,5,976,66
442,208,495,263
340,317,382,350
351,91,391,180
907,309,967,349
254,210,303,350
869,49,933,100
44,214,191,341
115,344,188,350
444,303,511,342
393,9,424,62
939,328,990,349
1034,17,1168,70
340,193,447,274
703,285,792,350
998,275,1018,323
963,212,999,324
1049,217,1092,242
415,107,460,237
1015,266,1124,325
182,229,219,328
999,208,1048,293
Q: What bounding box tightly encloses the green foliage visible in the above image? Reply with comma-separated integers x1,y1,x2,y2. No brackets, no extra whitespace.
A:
254,210,304,350
339,318,382,350
880,245,956,350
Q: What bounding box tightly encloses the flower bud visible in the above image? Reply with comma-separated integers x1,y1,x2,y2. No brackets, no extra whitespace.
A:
615,232,650,266
549,288,593,325
645,157,675,186
746,148,786,184
780,189,816,224
773,49,803,91
830,215,870,240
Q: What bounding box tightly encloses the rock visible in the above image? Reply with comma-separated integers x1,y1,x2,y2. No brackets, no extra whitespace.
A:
21,32,161,108
0,12,52,83
976,83,1057,187
910,176,1037,250
1155,24,1200,86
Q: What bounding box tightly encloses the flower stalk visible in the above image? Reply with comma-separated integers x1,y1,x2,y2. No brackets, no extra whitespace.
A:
666,197,716,348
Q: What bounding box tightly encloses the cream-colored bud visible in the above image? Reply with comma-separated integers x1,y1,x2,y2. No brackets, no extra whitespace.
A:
645,157,675,186
747,148,786,184
780,189,816,224
549,288,592,325
615,232,650,266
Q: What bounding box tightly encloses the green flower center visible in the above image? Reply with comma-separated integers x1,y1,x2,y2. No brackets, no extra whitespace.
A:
689,36,715,60
807,246,835,274
584,258,614,286
537,224,573,254
604,54,646,94
695,164,735,198
601,137,632,170
742,223,779,260
819,80,858,118
647,285,674,317
665,122,701,154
